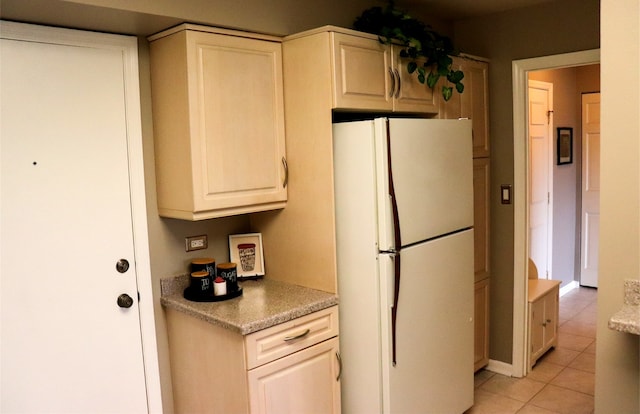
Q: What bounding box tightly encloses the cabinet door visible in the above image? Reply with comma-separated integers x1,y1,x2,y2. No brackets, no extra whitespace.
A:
331,33,393,111
474,278,490,371
248,337,341,414
437,57,490,158
542,288,559,350
530,299,545,361
150,28,287,220
188,31,287,215
473,158,491,282
392,47,439,113
462,58,490,158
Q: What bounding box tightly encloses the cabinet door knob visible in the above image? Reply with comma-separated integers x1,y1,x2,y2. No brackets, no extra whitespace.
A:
336,351,343,381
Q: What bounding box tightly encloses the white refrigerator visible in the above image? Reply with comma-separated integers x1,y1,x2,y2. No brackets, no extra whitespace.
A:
333,118,474,413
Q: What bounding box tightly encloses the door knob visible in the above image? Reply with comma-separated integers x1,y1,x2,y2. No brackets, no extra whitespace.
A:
116,259,130,273
117,293,134,308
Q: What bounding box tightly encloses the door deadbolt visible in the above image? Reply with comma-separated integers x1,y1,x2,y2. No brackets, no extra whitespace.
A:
117,293,134,308
116,259,130,273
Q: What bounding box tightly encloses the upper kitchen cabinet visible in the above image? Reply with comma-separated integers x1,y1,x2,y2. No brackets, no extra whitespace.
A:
148,24,287,220
290,26,439,114
438,56,490,158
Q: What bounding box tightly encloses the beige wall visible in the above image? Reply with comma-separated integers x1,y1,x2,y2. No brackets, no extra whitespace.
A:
452,0,600,364
6,0,637,411
596,0,639,411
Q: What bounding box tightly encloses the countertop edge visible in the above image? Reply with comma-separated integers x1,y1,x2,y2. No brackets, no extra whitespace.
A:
161,294,339,335
608,305,640,335
159,276,339,335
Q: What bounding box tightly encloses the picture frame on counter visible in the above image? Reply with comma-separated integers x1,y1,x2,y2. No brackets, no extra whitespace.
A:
229,233,265,279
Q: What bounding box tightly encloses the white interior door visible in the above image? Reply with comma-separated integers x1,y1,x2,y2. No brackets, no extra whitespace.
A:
1,26,149,412
580,93,601,287
528,80,554,279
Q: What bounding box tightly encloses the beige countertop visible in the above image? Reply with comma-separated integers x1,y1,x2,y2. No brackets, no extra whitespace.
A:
608,279,640,335
160,275,338,335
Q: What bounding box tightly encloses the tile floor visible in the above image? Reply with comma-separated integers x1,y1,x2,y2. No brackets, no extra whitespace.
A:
467,286,598,414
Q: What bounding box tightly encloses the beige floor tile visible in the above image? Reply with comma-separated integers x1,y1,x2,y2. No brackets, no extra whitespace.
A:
529,384,593,414
474,369,495,388
480,374,546,402
583,341,596,355
538,347,580,366
466,389,525,414
528,360,564,383
557,332,594,352
517,404,561,414
558,320,597,338
550,367,595,395
568,352,596,373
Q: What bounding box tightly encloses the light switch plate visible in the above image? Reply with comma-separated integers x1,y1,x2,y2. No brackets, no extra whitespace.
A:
501,185,512,204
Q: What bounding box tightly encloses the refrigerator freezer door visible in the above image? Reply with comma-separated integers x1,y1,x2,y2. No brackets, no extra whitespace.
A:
376,118,474,248
380,229,474,413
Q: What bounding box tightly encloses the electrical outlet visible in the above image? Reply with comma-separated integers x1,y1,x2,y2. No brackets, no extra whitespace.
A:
185,235,208,252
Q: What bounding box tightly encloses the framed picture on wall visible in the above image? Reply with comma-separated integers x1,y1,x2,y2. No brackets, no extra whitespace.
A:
229,233,265,279
557,127,573,165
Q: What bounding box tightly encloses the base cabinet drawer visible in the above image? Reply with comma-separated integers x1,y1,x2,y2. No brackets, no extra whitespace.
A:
245,306,339,369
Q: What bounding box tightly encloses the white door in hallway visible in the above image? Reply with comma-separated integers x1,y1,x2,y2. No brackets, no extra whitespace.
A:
580,93,601,287
1,24,149,412
528,80,554,279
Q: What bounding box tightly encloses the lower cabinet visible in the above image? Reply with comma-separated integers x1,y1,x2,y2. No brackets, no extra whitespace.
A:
248,337,340,413
165,306,341,413
474,278,490,371
528,279,561,368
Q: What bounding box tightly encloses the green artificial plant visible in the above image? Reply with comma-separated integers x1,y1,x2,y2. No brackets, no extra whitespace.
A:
353,0,464,101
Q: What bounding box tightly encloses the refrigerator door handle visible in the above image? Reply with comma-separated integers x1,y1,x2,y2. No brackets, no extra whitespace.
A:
385,122,403,366
391,251,401,366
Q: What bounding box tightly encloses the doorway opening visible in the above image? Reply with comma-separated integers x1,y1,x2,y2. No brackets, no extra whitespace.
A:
511,49,600,377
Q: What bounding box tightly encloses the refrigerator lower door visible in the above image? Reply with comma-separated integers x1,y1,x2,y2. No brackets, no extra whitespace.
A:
380,229,474,414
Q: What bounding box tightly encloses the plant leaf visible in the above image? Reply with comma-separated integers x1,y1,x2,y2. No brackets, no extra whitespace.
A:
418,73,426,83
447,69,464,83
455,82,465,93
442,86,453,101
426,71,439,88
407,61,417,74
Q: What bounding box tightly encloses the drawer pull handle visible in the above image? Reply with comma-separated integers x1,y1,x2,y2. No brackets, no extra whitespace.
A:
283,329,310,342
336,351,342,381
282,156,288,189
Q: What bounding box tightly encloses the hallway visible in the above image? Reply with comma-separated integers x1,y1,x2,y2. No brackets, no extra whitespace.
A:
468,286,597,414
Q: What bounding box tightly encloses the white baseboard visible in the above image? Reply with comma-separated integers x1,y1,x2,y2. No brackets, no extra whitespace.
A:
485,359,513,377
560,280,580,297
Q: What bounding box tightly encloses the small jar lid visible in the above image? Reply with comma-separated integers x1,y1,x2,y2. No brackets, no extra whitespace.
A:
216,262,237,269
214,277,225,283
191,257,215,265
190,271,209,277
